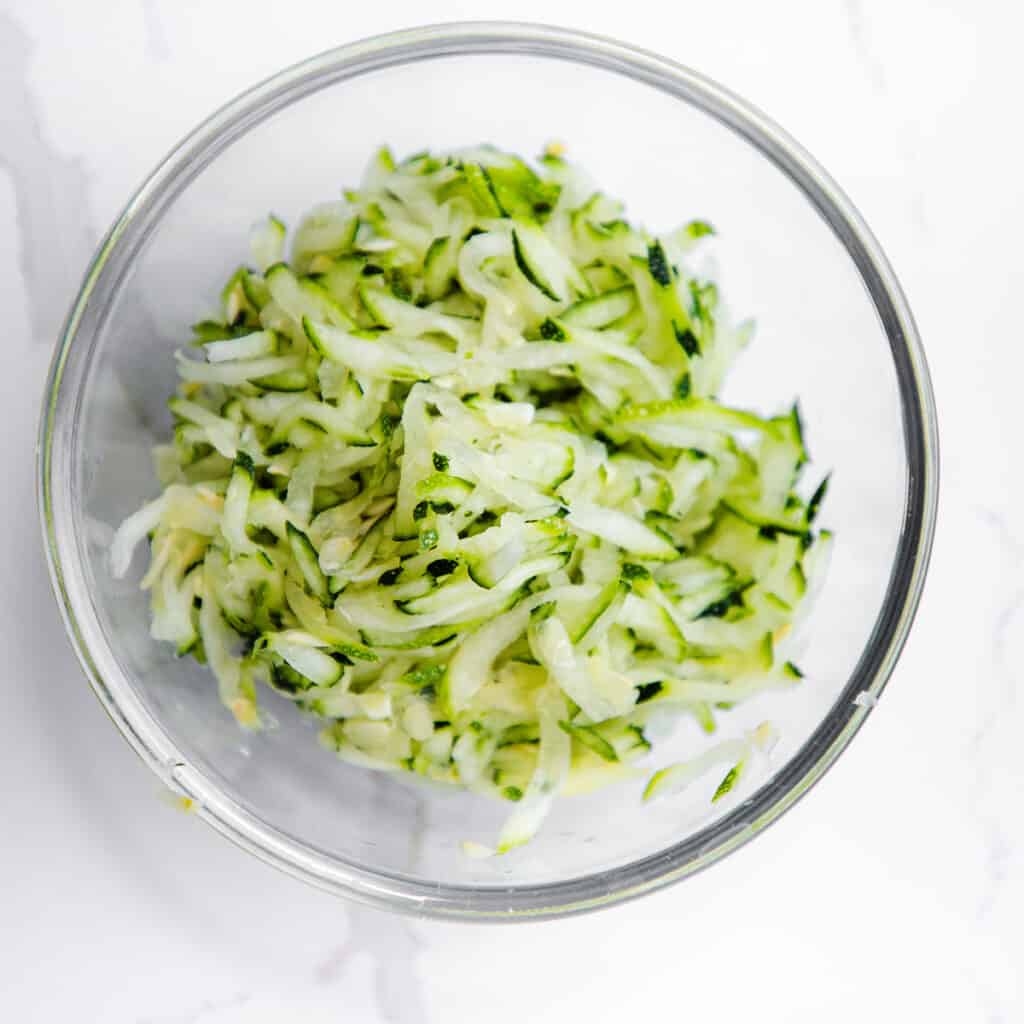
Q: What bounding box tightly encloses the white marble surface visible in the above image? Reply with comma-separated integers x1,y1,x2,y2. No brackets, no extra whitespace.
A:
1,1,1021,1020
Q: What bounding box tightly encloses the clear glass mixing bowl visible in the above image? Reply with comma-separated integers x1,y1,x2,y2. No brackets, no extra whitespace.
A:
38,22,938,919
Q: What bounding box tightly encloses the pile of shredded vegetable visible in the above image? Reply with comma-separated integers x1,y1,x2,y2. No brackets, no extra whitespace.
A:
112,145,830,854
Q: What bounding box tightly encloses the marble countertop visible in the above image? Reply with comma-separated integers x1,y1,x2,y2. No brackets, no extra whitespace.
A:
2,2,1021,1020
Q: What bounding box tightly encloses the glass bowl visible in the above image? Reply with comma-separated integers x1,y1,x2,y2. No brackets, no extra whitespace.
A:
38,22,938,920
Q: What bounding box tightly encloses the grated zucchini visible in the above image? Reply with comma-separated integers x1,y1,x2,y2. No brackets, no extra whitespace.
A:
111,144,830,853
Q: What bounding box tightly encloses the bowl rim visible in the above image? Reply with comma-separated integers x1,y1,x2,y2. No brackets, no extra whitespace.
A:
37,20,939,921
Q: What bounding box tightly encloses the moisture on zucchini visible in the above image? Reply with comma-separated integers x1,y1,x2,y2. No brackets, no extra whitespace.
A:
111,143,830,855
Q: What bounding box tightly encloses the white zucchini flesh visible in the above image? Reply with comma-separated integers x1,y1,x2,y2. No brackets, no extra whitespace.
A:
446,606,532,712
496,689,572,853
204,330,277,363
530,615,635,723
175,352,303,386
567,501,678,561
250,215,286,272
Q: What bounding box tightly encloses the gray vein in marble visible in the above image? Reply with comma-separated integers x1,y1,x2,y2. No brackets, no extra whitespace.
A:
135,991,250,1024
971,508,1024,922
842,0,887,92
0,11,96,347
974,979,1009,1024
840,3,932,242
141,0,171,61
976,507,1024,561
316,905,428,1023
